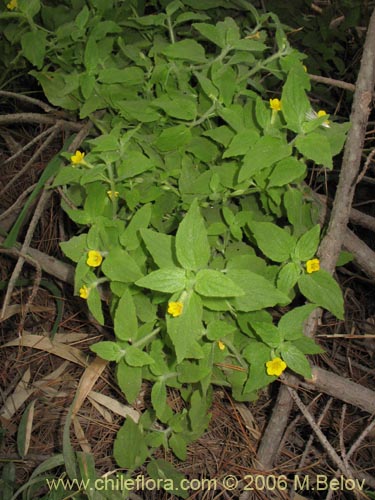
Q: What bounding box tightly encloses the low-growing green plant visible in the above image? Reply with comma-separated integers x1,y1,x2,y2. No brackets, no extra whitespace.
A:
1,0,351,495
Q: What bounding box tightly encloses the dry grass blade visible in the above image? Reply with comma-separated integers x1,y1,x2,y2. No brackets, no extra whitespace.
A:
73,417,92,454
88,391,140,423
0,368,33,421
17,399,36,458
72,356,108,417
2,333,88,366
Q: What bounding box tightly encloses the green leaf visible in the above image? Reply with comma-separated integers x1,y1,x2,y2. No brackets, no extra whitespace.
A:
136,268,186,293
21,31,47,69
195,269,244,297
294,225,320,261
277,262,301,294
90,341,123,362
169,433,187,461
152,95,197,120
278,304,318,340
166,292,203,363
84,35,99,72
151,380,167,419
292,336,325,355
19,0,40,18
281,66,310,133
251,321,282,348
155,125,192,151
102,247,143,283
206,320,236,340
176,199,210,271
298,270,344,319
249,222,296,262
280,344,312,379
140,229,177,268
268,157,306,187
295,132,333,168
177,360,211,383
284,189,305,232
193,22,226,47
114,418,149,469
117,361,142,404
186,137,219,162
114,289,138,341
87,286,104,325
98,67,144,85
117,151,154,179
125,346,154,367
119,204,152,251
203,126,234,147
228,269,290,311
147,459,188,499
239,137,292,182
52,166,82,187
222,129,259,158
162,39,206,63
60,234,87,263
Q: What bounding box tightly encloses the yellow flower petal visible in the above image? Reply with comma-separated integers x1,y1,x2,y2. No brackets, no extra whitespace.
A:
107,190,119,199
217,341,226,351
269,98,282,112
79,285,89,299
86,250,103,268
266,357,287,377
317,110,330,127
167,301,183,317
306,258,320,274
71,150,85,165
7,0,17,10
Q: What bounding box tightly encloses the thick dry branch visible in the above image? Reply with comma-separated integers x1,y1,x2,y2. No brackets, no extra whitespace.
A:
303,366,375,414
343,228,375,279
0,233,75,284
315,192,375,233
308,73,356,92
0,113,82,131
0,90,55,113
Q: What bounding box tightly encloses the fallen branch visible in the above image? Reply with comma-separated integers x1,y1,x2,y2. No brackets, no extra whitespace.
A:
0,113,82,130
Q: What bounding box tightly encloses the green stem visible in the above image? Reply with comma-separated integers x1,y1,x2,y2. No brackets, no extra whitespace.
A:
166,16,175,44
133,328,161,349
106,163,118,219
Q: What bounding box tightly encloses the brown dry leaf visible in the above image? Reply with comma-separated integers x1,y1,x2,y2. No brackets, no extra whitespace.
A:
73,417,92,453
88,391,140,423
72,356,107,417
89,398,112,424
0,304,53,322
0,368,34,420
2,333,88,366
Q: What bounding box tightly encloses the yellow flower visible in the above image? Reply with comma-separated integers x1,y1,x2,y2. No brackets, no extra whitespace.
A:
71,150,86,165
79,285,89,299
7,0,17,9
246,31,261,40
86,250,103,268
266,357,287,377
167,301,183,317
306,258,320,274
107,190,119,199
217,341,226,351
269,98,282,112
317,110,330,128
